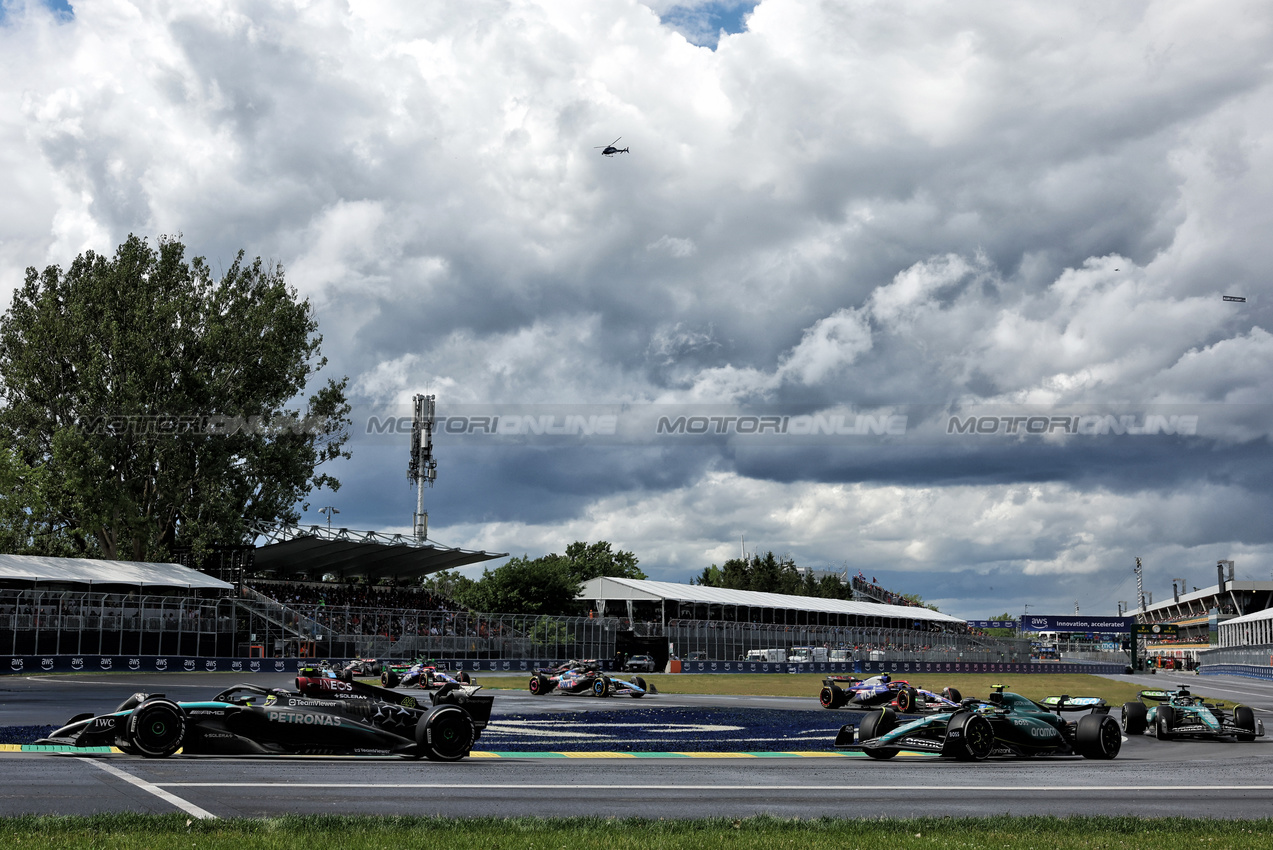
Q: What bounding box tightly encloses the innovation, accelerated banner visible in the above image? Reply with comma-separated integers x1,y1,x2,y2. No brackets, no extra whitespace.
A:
1020,615,1132,633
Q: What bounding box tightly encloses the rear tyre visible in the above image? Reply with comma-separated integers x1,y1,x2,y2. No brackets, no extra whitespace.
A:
1076,713,1122,759
895,687,917,713
371,663,382,676
416,705,475,761
529,674,550,695
819,686,839,709
458,672,471,684
1155,706,1175,740
1235,705,1257,742
382,670,400,688
1121,701,1147,735
592,677,611,698
630,676,647,697
128,699,185,758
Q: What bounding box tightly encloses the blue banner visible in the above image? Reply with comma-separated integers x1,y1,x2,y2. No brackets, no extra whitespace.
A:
967,620,1019,629
1020,615,1131,633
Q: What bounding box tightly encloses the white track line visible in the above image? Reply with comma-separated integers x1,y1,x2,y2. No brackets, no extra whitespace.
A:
160,782,1273,793
87,759,218,819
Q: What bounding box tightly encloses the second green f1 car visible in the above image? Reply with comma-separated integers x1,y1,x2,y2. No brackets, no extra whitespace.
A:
1121,687,1264,741
838,684,1122,760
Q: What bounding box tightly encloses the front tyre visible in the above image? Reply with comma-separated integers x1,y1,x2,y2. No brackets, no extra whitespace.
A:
1155,706,1175,741
630,676,647,697
857,707,900,759
947,711,994,760
592,677,611,698
1076,713,1122,759
416,705,475,761
127,699,185,758
1235,706,1257,742
941,686,962,703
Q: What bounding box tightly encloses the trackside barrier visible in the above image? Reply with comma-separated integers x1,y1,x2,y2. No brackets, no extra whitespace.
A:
1199,664,1273,681
680,660,1126,675
3,656,1125,676
0,656,612,675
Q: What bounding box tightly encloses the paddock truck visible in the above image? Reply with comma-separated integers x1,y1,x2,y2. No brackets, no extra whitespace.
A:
1121,686,1264,741
837,684,1122,760
36,676,495,761
819,673,962,712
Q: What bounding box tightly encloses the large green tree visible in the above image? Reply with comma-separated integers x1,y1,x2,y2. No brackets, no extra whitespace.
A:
425,540,643,616
0,233,350,561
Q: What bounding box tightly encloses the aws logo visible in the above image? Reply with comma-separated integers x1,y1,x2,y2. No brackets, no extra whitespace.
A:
249,661,261,672
99,658,113,670
128,658,141,670
9,658,22,671
184,660,196,671
41,658,54,670
154,659,168,671
71,658,84,670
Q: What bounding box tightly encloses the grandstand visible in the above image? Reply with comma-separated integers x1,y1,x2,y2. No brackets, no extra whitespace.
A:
578,576,1028,668
1133,564,1273,669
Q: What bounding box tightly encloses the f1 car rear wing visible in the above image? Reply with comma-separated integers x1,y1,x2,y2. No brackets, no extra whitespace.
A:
1040,695,1108,712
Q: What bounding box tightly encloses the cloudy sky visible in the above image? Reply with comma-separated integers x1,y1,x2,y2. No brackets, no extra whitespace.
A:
3,0,1272,619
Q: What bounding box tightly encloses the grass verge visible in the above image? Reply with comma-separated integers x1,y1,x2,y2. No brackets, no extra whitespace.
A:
477,673,1206,708
1,814,1271,849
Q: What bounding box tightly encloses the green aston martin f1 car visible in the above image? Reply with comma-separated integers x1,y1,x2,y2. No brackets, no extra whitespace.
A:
1121,686,1264,741
838,684,1122,760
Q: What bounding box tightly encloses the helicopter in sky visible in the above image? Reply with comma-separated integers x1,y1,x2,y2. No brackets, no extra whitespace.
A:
595,137,629,156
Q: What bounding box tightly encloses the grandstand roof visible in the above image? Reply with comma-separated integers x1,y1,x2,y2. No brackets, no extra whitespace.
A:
251,523,507,583
1222,605,1273,627
0,553,234,591
577,576,966,624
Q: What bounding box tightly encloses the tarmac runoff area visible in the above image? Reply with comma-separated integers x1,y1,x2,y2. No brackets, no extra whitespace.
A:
2,671,1273,818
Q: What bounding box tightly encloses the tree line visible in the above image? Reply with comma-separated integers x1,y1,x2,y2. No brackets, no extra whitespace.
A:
423,540,645,617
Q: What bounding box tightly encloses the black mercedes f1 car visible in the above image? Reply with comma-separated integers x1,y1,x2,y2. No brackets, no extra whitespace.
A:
36,676,494,761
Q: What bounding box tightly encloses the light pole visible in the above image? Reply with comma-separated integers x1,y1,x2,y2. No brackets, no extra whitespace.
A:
320,506,340,530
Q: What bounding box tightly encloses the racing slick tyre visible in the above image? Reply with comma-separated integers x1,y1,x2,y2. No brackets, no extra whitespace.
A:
1076,713,1122,759
339,668,353,683
458,672,471,684
529,674,551,695
416,704,475,762
857,707,900,759
947,711,994,761
819,685,843,709
1155,706,1175,740
127,699,186,758
1121,701,1148,735
371,663,382,676
630,676,647,697
895,687,918,713
942,687,962,703
1235,706,1257,742
382,670,400,688
592,676,611,698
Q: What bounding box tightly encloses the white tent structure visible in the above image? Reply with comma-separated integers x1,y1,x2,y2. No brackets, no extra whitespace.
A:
0,553,234,592
578,576,965,629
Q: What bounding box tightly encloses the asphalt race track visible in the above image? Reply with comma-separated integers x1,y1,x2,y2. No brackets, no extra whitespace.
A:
2,670,1272,819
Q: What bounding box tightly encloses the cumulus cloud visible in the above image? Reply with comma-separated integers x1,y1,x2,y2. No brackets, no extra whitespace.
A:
3,0,1272,614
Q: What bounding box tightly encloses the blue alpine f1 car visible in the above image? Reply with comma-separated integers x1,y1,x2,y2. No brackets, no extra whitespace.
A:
838,684,1122,760
819,673,962,713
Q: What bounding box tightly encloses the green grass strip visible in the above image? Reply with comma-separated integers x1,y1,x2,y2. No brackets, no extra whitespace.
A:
1,814,1272,849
